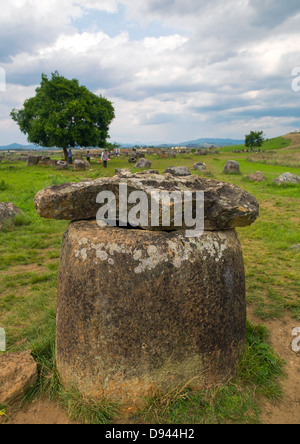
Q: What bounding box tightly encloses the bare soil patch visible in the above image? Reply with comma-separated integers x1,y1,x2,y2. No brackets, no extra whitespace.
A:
247,309,300,424
4,399,74,425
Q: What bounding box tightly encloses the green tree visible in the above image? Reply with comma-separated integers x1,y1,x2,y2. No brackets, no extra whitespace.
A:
245,131,265,149
11,72,115,160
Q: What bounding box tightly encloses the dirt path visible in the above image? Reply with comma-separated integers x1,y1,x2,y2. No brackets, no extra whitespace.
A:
4,312,300,424
247,310,300,424
5,399,73,424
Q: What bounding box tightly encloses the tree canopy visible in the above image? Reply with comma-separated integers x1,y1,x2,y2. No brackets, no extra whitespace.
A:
245,131,265,149
11,72,115,158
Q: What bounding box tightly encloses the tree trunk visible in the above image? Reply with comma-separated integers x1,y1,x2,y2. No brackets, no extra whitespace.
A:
63,147,68,162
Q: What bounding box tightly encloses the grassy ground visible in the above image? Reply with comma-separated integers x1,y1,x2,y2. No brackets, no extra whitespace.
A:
0,134,299,424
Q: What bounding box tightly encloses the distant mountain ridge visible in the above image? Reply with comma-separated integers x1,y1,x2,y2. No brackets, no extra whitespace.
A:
0,143,44,150
117,138,245,148
177,138,245,147
0,138,245,150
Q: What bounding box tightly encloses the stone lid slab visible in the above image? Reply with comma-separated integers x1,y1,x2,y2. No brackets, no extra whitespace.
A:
34,173,259,231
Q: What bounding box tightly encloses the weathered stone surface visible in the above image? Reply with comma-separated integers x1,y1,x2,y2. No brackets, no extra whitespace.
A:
135,158,152,169
139,169,160,175
0,202,24,230
41,156,51,163
247,171,267,182
194,163,207,171
0,351,38,404
128,156,137,164
73,159,86,171
56,161,68,170
290,244,300,250
56,221,246,402
273,172,300,185
26,156,40,167
42,158,57,166
116,168,159,177
34,174,259,231
115,168,131,175
164,166,192,176
224,160,240,174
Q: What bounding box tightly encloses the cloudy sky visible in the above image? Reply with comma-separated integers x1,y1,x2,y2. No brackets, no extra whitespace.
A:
1,0,300,145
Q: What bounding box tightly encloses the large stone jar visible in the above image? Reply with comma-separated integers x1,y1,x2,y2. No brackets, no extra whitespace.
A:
34,172,259,403
56,220,246,403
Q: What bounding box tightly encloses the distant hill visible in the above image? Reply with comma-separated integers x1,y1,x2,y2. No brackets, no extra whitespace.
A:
177,138,245,147
0,143,44,151
119,138,245,148
0,137,245,151
118,138,245,148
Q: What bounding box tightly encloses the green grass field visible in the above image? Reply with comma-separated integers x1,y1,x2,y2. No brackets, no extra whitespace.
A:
0,135,299,424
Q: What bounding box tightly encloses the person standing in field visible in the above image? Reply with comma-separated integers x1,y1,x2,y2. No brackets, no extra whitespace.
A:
86,150,90,163
102,151,109,168
68,148,73,164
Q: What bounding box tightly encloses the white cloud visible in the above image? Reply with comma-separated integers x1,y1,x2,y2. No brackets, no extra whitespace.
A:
78,0,119,13
0,0,300,144
0,0,121,61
